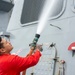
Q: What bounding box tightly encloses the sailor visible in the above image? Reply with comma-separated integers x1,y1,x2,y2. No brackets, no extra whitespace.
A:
0,36,42,75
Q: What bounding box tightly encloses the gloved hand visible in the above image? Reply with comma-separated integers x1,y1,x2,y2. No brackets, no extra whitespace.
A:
30,43,36,50
35,44,43,52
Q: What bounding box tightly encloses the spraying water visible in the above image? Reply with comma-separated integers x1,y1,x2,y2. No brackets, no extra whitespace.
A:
31,0,57,48
36,0,56,34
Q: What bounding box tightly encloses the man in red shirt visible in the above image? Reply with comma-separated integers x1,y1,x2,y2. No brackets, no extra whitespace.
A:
0,36,42,75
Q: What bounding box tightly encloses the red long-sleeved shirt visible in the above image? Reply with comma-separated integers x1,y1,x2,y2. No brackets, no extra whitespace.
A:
0,50,41,75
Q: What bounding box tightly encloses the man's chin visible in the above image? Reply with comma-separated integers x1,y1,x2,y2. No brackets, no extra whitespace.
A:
11,47,13,50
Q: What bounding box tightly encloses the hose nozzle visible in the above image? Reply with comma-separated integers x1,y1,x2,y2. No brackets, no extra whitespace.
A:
30,34,40,50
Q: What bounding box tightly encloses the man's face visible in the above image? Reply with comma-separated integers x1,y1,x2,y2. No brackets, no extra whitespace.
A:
0,38,13,54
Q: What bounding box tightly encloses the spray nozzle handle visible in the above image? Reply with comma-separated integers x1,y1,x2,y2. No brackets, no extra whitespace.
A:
29,34,40,50
29,43,36,50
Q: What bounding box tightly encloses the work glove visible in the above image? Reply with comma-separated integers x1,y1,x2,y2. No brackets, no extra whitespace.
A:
35,44,43,52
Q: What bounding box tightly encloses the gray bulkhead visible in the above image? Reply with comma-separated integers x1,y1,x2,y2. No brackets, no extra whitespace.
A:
7,0,75,75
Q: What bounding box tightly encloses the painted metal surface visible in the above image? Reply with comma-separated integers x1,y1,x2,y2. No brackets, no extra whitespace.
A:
0,0,75,75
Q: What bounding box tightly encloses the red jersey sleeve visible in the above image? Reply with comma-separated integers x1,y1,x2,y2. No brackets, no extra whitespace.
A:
10,50,41,72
